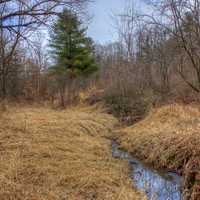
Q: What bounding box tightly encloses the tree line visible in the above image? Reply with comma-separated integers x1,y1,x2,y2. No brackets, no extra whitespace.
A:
1,0,200,111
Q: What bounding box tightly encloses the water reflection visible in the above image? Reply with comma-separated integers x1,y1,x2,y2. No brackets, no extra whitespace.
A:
112,142,182,200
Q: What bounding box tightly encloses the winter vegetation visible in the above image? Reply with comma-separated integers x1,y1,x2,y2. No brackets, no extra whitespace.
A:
114,104,200,199
1,0,200,200
0,104,146,200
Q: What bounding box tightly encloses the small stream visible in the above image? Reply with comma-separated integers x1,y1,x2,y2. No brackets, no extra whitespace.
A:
112,142,183,200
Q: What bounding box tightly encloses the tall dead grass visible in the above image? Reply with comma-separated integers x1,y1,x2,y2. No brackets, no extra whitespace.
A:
115,104,200,200
0,105,143,200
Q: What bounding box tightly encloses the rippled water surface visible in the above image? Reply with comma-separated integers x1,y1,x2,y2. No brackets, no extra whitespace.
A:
112,142,183,200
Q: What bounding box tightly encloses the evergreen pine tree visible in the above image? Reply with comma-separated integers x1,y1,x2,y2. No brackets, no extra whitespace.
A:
49,9,98,106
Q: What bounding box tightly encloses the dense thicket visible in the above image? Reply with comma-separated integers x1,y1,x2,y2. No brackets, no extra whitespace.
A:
95,0,200,124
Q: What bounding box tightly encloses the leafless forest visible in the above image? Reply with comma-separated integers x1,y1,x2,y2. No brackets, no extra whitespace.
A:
1,0,200,105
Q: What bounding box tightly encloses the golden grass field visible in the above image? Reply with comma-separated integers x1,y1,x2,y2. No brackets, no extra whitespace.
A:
0,104,144,200
115,104,200,200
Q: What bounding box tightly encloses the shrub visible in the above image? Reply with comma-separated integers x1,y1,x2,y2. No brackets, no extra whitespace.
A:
104,87,153,125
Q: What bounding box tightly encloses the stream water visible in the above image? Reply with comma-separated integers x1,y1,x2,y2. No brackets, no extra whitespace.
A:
112,142,183,200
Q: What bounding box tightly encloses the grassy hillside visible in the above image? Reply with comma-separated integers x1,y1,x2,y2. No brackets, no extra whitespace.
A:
0,104,143,200
115,104,200,200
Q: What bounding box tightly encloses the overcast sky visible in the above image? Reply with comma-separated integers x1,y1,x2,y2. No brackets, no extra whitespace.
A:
87,0,148,44
41,0,149,47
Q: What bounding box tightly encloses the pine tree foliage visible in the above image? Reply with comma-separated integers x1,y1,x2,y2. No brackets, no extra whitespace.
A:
49,9,98,78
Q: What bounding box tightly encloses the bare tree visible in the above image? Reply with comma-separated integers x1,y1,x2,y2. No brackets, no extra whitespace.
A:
141,0,200,93
0,0,89,99
0,0,88,29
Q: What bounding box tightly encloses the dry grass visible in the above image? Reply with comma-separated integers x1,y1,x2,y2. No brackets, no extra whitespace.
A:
115,104,200,200
0,104,143,200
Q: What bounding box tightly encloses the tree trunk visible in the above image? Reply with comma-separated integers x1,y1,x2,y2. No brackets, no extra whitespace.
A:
1,72,6,99
59,86,65,108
